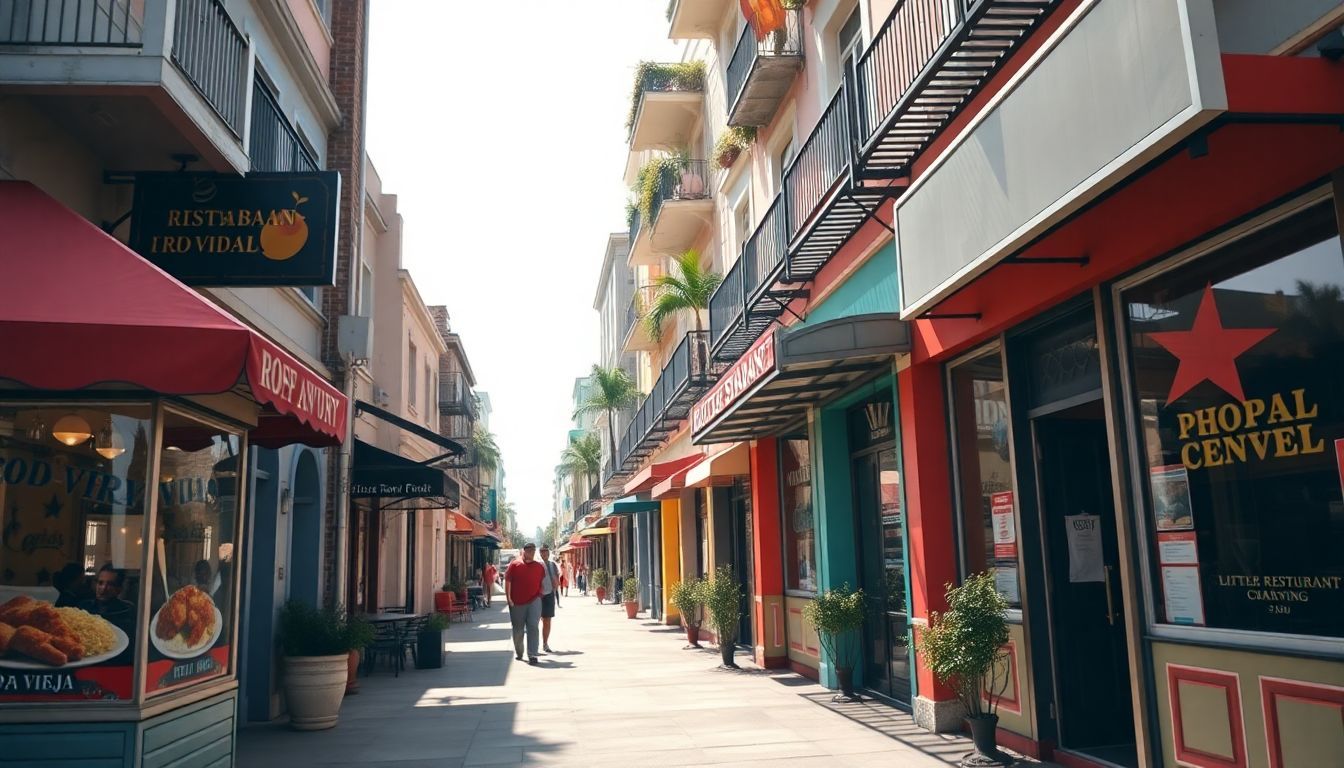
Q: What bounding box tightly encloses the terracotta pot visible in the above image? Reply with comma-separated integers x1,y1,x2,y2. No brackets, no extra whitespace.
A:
284,654,348,730
684,625,701,647
624,600,638,619
344,649,361,695
596,586,607,604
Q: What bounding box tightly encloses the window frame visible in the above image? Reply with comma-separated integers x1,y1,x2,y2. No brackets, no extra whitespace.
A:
1111,182,1344,658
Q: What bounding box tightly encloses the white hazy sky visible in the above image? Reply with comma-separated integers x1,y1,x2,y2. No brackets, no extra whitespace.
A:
366,1,681,535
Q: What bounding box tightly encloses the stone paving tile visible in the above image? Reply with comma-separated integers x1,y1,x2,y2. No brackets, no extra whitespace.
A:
238,595,1051,768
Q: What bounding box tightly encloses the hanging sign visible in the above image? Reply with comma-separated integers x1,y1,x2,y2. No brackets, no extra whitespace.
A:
130,171,341,286
991,492,1016,558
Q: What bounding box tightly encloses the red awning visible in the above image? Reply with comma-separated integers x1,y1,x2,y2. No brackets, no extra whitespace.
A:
651,455,706,500
0,182,347,448
622,454,704,496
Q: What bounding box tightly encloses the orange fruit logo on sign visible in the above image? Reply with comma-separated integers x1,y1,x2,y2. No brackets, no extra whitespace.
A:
260,190,309,261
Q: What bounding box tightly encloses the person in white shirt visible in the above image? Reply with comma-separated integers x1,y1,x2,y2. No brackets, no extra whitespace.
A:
538,544,562,653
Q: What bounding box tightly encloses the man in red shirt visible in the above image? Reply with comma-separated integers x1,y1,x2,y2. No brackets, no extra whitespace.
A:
505,543,546,664
483,561,498,607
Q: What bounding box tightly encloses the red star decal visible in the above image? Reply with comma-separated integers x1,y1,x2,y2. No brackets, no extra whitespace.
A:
1148,284,1275,403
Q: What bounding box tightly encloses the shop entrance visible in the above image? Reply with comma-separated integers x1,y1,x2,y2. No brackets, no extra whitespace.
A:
1031,402,1136,767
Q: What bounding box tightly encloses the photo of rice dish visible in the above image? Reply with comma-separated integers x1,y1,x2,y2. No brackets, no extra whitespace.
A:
54,607,116,656
153,585,219,657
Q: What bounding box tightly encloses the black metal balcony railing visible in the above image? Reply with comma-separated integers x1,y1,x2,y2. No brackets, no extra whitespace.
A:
1,0,142,45
649,159,711,224
618,331,714,470
783,86,854,244
854,0,1058,176
250,78,319,173
623,285,658,346
709,257,745,353
577,497,601,522
438,372,476,417
627,207,642,246
726,9,803,126
172,0,247,136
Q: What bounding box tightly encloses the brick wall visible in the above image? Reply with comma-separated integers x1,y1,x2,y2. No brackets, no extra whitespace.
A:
320,0,368,608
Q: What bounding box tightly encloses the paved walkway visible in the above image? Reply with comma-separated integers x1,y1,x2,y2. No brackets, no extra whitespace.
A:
238,593,1032,767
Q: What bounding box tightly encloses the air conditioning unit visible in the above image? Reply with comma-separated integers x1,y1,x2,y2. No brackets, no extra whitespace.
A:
374,387,391,406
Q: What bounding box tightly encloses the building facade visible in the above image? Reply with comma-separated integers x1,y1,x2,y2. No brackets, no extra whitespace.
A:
585,1,1344,767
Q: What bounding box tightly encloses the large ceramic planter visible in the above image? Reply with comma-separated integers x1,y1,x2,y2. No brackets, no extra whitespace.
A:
833,667,858,703
718,636,739,669
416,629,446,669
963,714,1012,767
624,600,638,619
284,654,349,730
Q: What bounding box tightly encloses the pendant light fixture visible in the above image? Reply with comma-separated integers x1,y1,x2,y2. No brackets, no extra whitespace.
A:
52,414,92,447
95,418,126,460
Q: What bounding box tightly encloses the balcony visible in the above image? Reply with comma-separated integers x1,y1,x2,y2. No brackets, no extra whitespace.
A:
628,158,713,267
853,0,1060,178
726,9,803,127
249,77,318,172
0,0,251,172
617,331,716,470
708,194,792,360
627,62,705,152
622,285,659,354
438,372,476,418
666,0,733,40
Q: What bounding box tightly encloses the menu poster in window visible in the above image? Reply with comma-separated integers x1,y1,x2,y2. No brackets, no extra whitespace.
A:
1065,514,1104,583
993,565,1020,604
991,492,1016,558
1161,565,1205,625
1157,531,1199,565
143,431,238,695
1149,465,1194,531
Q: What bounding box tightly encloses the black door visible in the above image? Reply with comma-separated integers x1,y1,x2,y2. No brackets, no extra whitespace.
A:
732,479,754,646
1033,407,1136,764
852,447,911,704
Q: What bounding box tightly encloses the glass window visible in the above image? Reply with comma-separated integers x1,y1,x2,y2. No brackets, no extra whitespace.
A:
781,438,816,593
359,263,373,317
407,341,418,410
949,349,1022,607
1123,201,1344,638
0,403,152,702
144,410,242,695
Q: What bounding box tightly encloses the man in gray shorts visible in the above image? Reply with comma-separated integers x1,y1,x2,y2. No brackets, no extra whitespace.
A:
539,544,561,653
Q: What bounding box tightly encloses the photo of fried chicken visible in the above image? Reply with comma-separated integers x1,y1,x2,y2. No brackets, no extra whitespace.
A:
153,585,218,655
0,595,85,662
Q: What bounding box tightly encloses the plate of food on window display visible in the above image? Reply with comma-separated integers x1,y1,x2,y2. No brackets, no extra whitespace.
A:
150,585,222,660
0,595,130,669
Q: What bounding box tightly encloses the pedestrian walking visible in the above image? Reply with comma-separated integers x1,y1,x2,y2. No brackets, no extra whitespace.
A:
577,564,587,596
483,560,497,607
562,559,574,597
505,543,546,664
538,544,562,653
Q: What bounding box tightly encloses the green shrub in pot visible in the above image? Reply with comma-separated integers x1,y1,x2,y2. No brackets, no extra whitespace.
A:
704,565,743,669
670,577,706,647
278,601,371,731
802,584,866,702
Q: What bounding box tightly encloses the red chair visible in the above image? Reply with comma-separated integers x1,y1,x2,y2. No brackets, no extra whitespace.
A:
435,590,471,622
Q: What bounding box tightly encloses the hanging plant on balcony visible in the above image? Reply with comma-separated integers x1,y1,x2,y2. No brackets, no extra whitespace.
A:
644,249,723,343
635,152,689,226
713,126,757,169
625,60,707,132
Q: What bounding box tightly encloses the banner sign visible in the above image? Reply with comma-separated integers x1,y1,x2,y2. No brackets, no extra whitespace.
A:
692,331,776,435
130,171,340,286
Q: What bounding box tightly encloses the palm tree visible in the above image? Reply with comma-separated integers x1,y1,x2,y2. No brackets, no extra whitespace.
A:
574,365,640,464
644,249,723,341
560,432,602,496
473,424,501,472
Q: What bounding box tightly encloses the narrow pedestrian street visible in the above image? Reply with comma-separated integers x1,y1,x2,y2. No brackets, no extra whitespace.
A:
238,594,1003,768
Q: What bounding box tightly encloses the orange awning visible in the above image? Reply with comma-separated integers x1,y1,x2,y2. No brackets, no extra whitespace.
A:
447,511,489,537
685,443,749,488
622,454,704,496
651,455,706,500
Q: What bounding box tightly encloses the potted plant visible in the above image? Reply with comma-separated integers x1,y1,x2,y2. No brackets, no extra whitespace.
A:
802,584,866,702
344,613,373,696
415,612,451,670
622,573,640,619
704,565,743,669
591,568,610,603
278,600,371,730
669,577,705,648
920,571,1013,767
713,126,756,169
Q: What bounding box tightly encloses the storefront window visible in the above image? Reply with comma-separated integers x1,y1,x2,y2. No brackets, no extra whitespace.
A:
949,350,1023,607
780,438,816,593
0,403,152,702
1123,202,1344,638
144,409,241,695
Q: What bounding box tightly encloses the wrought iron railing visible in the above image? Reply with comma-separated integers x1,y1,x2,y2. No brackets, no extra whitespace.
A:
250,78,318,173
709,257,745,353
649,159,711,225
627,207,642,246
742,195,789,299
623,285,658,346
171,0,247,136
0,0,142,45
725,9,802,121
438,372,475,417
853,0,962,144
618,331,712,469
782,84,854,243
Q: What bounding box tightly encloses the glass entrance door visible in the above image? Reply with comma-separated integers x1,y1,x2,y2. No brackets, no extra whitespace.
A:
852,446,911,704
